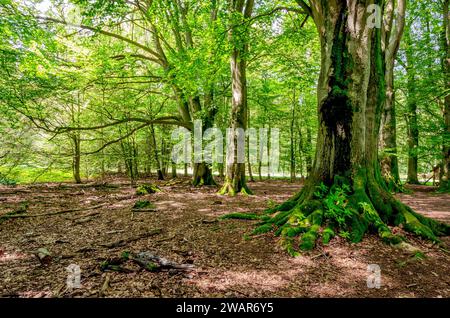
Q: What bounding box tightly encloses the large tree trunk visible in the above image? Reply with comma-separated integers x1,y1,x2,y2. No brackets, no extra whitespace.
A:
191,96,217,186
305,126,313,177
440,0,450,190
219,0,254,196
228,1,449,254
192,162,215,186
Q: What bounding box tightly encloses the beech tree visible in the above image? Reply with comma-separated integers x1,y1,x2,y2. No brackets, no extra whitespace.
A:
379,0,406,190
219,0,254,195
241,0,450,254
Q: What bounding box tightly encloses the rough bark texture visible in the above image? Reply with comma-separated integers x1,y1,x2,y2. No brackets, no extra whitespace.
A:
404,27,420,184
380,0,405,190
150,124,164,180
219,0,254,196
193,162,216,186
224,0,449,254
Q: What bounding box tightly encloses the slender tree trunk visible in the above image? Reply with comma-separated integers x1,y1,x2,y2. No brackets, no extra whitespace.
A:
297,127,304,179
247,106,255,182
171,163,177,178
219,0,254,195
184,163,188,177
290,97,296,183
258,161,262,181
380,62,400,185
150,124,164,180
379,0,405,190
267,126,271,180
192,92,217,186
380,81,400,185
245,1,448,254
72,134,82,184
405,28,420,184
440,0,450,189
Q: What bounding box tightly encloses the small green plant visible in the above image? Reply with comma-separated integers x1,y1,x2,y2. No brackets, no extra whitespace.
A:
133,200,154,209
413,251,426,261
338,230,351,239
0,176,17,186
323,184,353,228
121,251,131,260
146,262,159,271
313,182,329,199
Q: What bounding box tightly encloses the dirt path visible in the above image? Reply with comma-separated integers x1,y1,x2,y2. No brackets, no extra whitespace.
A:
0,178,449,298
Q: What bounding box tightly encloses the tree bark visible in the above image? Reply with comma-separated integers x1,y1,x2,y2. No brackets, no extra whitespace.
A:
150,123,164,180
171,163,177,178
290,90,296,183
193,162,215,186
440,0,450,189
380,0,405,190
72,134,82,184
404,27,420,184
305,126,313,177
219,0,254,196
247,106,255,182
236,0,449,253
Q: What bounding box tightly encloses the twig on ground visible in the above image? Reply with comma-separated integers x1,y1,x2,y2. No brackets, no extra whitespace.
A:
99,228,162,248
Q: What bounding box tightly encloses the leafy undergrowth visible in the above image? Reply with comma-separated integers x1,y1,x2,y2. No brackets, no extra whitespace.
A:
0,178,449,298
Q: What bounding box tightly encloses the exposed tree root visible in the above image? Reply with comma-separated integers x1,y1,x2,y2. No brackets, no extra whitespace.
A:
192,163,216,187
218,178,253,196
221,174,450,256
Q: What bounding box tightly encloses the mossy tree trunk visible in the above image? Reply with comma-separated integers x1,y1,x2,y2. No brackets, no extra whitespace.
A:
242,0,449,254
219,0,254,196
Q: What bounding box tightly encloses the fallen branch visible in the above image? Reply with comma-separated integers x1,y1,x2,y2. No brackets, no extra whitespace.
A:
98,274,111,297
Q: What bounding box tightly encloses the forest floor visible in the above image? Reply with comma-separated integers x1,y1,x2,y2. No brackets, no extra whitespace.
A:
0,177,449,298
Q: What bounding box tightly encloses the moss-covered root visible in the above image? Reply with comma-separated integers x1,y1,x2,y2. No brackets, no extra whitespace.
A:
392,201,449,243
218,180,253,196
